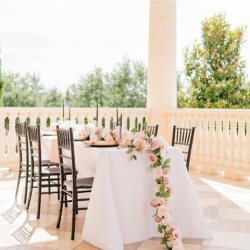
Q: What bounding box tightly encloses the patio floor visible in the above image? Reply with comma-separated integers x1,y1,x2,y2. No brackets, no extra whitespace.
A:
0,168,249,250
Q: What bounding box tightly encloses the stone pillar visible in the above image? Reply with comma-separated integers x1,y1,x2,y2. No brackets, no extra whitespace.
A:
147,0,176,140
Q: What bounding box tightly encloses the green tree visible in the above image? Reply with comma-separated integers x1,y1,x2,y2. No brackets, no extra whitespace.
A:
2,72,45,107
66,67,107,107
182,13,250,108
43,87,63,107
0,52,4,106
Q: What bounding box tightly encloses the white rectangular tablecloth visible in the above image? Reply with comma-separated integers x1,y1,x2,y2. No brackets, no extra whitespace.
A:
41,137,212,250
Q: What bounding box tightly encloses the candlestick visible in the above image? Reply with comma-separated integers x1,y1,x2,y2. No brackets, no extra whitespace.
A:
96,98,98,125
120,113,122,140
116,107,118,126
63,99,65,121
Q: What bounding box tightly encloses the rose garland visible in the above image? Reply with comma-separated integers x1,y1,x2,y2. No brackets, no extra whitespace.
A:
126,129,184,250
51,122,183,249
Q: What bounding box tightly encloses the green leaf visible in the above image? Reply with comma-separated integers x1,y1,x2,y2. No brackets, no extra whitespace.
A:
153,160,160,168
160,185,165,192
164,158,170,165
133,155,137,160
156,192,160,197
162,191,170,198
131,128,138,133
158,225,163,234
127,148,133,154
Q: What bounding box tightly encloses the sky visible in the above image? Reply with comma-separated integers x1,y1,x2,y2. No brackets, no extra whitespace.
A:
0,0,250,92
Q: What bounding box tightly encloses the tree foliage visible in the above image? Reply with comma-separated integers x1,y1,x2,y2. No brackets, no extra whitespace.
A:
2,57,147,108
180,13,250,108
66,57,147,107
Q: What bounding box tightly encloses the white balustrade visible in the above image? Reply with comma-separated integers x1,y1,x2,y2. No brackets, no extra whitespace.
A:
0,107,151,170
2,107,250,180
166,109,250,180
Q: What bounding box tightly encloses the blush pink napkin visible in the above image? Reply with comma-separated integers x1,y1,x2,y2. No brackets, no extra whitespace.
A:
50,138,60,163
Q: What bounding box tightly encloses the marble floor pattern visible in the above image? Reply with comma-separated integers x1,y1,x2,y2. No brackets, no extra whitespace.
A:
0,168,250,250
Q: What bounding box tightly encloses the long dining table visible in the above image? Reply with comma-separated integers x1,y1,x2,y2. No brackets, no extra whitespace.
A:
41,136,212,250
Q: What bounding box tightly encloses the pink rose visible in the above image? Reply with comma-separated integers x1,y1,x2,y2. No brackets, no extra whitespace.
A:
163,177,169,186
138,140,148,153
157,205,170,218
148,154,157,163
150,199,158,208
166,226,174,233
80,128,89,139
172,227,182,240
150,139,159,151
106,134,115,142
157,197,167,205
160,217,172,226
154,184,160,193
162,168,170,175
154,216,162,223
138,131,147,139
168,186,174,194
153,166,162,179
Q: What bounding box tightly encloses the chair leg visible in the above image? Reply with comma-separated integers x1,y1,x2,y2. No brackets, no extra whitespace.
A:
26,177,34,210
15,169,21,198
64,174,68,207
37,176,42,219
23,166,29,204
56,189,64,228
76,192,78,215
64,186,68,207
48,168,51,195
71,192,76,240
57,178,60,200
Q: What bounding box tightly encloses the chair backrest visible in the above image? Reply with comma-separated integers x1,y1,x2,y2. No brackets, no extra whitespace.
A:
27,124,42,172
138,123,159,137
110,119,118,130
56,126,77,187
171,125,195,171
16,121,29,166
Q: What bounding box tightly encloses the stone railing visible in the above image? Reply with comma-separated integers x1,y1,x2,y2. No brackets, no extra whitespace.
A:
2,107,250,181
0,107,151,170
166,109,250,181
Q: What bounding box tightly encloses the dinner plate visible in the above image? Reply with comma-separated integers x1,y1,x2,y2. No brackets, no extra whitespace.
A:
84,141,119,147
74,137,86,141
41,131,57,136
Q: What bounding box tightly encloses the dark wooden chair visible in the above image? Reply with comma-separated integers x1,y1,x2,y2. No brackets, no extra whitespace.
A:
171,125,195,171
110,119,118,130
138,123,159,137
26,124,72,219
56,126,94,240
15,121,29,203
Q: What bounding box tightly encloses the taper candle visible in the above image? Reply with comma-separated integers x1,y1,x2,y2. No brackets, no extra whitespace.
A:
120,113,122,140
96,98,98,124
69,107,71,122
116,107,118,125
63,99,65,121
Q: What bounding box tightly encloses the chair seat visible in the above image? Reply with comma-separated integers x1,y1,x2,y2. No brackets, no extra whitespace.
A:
21,160,58,167
64,177,94,188
34,167,72,175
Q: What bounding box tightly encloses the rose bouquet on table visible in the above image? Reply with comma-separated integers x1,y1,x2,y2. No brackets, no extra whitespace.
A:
125,125,184,250
89,126,119,142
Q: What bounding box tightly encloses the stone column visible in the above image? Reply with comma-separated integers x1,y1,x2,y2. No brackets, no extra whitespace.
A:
147,0,176,139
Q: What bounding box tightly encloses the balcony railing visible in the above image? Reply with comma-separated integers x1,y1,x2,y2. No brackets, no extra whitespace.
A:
0,107,151,169
166,109,250,181
1,107,250,181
